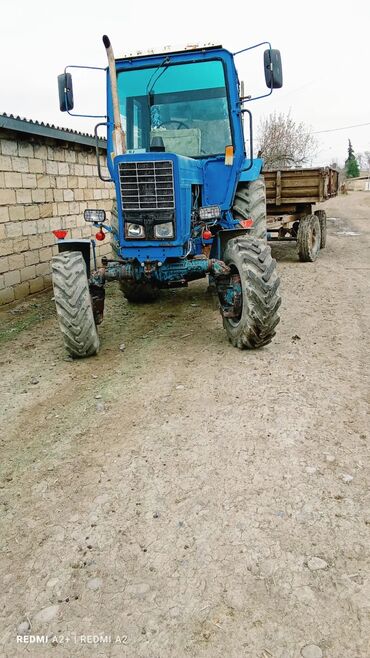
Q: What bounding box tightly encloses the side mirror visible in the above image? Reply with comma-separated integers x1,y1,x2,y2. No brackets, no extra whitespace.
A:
57,72,74,112
264,49,283,89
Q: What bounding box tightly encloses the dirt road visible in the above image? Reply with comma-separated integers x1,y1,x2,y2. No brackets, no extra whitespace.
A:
0,192,369,658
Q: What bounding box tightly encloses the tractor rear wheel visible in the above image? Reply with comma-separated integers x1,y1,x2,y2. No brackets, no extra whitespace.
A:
232,177,267,239
221,236,281,349
119,281,160,303
297,214,321,262
52,251,99,358
314,209,327,248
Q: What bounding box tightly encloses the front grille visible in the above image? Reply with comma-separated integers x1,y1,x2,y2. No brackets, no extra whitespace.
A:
119,160,175,211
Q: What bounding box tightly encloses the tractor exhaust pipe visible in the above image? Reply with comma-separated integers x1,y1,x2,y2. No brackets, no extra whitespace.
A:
102,34,126,157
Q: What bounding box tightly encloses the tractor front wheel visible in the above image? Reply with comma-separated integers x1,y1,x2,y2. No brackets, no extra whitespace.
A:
52,251,99,358
119,281,160,303
220,236,281,349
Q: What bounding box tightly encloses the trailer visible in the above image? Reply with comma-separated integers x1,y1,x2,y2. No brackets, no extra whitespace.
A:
264,167,339,262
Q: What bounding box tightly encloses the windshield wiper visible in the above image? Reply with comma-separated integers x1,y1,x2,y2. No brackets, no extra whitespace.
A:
146,56,171,113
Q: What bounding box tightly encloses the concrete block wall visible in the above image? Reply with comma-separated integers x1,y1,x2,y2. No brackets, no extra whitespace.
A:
0,129,115,305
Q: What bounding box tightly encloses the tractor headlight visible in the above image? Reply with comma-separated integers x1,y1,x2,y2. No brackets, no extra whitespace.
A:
154,222,174,239
199,205,221,221
84,209,106,224
127,223,145,238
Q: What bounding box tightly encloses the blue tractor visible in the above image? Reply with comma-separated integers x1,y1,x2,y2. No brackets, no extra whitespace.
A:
53,36,283,357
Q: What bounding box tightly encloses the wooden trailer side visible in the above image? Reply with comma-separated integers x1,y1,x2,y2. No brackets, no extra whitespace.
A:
264,167,339,213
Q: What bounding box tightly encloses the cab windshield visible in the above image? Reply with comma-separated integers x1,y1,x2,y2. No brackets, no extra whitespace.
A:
116,59,232,158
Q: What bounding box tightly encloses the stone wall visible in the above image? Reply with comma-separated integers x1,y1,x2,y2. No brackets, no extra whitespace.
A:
0,126,114,306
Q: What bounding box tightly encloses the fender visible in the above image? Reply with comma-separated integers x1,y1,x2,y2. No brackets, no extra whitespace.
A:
238,158,263,183
210,228,250,260
56,239,94,277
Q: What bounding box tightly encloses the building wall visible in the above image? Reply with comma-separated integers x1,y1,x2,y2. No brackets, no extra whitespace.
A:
345,177,369,192
0,129,114,306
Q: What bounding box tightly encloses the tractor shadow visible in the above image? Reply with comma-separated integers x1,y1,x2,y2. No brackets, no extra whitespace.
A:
103,279,219,348
100,280,225,352
269,241,300,263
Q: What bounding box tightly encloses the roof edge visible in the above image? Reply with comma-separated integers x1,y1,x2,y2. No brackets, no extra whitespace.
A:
0,113,107,149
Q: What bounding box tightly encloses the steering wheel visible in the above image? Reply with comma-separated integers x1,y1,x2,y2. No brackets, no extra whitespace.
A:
156,120,190,130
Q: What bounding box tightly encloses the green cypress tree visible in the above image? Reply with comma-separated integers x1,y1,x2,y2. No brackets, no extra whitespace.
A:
347,139,355,160
345,139,360,177
346,158,360,177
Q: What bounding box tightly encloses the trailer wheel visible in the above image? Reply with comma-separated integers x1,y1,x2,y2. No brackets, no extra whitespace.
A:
233,177,267,239
297,214,321,262
314,209,327,248
119,281,160,303
220,236,281,349
52,251,99,358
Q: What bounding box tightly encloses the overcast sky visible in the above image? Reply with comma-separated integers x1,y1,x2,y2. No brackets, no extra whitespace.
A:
1,0,369,167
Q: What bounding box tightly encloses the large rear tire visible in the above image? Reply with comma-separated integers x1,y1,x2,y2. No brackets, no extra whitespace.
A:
221,236,281,349
232,177,267,239
119,281,160,303
314,209,327,248
297,214,321,262
52,251,99,358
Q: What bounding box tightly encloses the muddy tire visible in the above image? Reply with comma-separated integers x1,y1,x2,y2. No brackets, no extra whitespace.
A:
315,209,327,248
119,281,160,303
232,177,267,239
51,251,99,358
297,214,321,262
222,236,281,349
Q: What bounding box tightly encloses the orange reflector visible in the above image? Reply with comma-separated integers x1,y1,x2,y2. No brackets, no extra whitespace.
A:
225,145,234,166
203,229,212,240
240,219,254,228
52,229,68,239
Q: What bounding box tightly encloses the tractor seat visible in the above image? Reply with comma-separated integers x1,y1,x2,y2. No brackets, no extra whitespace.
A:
150,128,201,157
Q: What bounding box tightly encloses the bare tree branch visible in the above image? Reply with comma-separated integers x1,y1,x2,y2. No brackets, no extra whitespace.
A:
257,111,317,169
357,151,370,170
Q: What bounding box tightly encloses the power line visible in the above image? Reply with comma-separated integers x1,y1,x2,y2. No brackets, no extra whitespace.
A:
314,122,370,134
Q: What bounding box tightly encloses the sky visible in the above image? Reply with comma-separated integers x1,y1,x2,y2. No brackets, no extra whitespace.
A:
0,0,369,168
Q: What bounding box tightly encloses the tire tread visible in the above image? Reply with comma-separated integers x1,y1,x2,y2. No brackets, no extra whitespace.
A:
52,251,99,358
297,214,321,262
233,178,267,239
223,237,281,349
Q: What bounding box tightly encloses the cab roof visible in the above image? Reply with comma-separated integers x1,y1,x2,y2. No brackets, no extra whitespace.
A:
119,43,223,61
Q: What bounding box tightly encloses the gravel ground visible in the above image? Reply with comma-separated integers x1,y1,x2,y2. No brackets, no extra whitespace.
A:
0,191,369,658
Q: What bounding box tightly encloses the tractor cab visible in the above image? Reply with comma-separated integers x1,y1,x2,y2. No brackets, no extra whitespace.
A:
106,46,246,262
